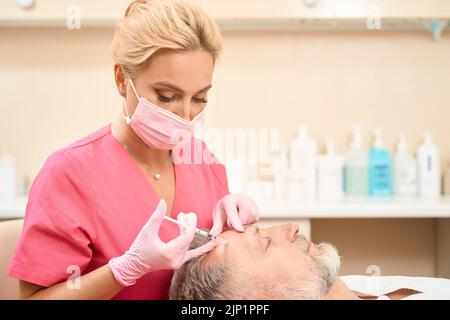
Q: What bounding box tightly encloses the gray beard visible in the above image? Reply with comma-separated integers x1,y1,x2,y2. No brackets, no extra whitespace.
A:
296,234,341,299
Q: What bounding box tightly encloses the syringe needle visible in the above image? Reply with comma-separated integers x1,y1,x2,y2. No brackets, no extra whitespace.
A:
163,215,212,238
163,216,227,245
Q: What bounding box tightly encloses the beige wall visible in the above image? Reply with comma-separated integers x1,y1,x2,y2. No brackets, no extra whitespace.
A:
437,219,450,277
211,30,450,163
0,28,119,179
1,28,449,180
1,27,449,276
312,219,436,277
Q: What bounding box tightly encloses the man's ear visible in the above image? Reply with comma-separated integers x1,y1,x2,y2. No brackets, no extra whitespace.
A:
114,64,126,98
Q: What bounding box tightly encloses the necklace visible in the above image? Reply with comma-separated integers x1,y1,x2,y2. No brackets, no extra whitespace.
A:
113,121,168,181
152,152,165,180
123,144,168,181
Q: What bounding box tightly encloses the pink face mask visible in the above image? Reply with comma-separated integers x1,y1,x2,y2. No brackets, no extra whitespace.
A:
123,79,206,150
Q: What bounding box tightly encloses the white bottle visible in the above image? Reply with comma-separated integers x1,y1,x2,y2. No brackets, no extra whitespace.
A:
225,157,249,194
0,155,17,199
344,126,369,197
393,133,418,197
318,138,344,200
273,150,288,200
289,126,317,199
417,132,441,198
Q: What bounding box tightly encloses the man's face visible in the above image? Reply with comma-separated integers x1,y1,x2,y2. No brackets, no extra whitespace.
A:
204,223,341,298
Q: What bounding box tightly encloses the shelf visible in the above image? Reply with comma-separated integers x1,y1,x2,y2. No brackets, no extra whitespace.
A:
2,196,450,220
0,0,449,32
217,18,450,31
258,196,450,219
1,17,449,33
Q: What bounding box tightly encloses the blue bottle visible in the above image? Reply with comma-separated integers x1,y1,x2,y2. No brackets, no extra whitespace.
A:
369,129,392,196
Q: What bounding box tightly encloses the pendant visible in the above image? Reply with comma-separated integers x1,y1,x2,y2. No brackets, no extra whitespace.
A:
154,173,161,180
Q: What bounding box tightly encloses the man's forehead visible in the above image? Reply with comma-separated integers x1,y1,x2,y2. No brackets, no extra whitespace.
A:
206,224,261,262
216,223,258,238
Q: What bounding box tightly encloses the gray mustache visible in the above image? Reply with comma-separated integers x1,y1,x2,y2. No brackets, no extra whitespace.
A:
295,233,311,253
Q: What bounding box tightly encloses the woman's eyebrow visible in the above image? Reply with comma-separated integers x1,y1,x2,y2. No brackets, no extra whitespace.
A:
197,84,212,93
153,81,183,93
153,81,212,94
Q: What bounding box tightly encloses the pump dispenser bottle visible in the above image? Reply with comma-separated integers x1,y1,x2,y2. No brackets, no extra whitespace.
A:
369,129,392,197
318,138,344,200
393,133,418,196
417,132,441,198
344,126,369,197
289,126,317,199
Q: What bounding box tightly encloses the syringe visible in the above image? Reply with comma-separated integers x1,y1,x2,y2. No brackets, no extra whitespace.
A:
163,215,228,245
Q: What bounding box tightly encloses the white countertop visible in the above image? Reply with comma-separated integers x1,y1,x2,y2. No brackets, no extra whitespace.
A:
2,196,450,220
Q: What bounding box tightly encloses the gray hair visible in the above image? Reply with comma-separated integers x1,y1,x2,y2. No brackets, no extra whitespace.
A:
169,232,233,299
169,231,341,300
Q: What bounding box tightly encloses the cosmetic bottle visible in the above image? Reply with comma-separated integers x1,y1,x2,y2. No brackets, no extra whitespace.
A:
344,126,369,197
417,132,441,198
318,138,344,200
393,133,418,197
289,126,317,198
369,129,392,197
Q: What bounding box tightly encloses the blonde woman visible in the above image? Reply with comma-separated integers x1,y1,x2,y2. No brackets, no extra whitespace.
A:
8,0,259,299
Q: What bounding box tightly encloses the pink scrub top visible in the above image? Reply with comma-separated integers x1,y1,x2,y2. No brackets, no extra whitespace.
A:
8,124,229,299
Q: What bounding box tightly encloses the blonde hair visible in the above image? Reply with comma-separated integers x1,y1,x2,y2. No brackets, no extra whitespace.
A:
111,0,223,78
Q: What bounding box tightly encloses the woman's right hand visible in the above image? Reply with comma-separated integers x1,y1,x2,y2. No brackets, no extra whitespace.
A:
108,199,216,287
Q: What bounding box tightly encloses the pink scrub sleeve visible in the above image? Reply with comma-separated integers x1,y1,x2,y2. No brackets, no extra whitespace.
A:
8,149,97,287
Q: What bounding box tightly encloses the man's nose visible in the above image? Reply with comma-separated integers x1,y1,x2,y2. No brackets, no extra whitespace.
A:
266,223,299,242
284,223,300,242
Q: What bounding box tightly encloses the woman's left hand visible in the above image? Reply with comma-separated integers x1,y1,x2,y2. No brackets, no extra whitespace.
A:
209,194,260,237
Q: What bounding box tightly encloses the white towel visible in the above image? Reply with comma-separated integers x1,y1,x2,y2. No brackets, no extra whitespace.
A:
340,275,450,300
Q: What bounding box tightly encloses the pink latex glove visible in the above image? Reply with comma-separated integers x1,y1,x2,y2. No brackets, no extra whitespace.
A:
209,194,260,237
108,199,217,287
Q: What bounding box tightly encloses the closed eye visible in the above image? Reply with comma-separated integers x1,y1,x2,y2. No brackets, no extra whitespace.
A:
192,97,208,104
263,237,271,251
251,225,269,254
157,95,175,103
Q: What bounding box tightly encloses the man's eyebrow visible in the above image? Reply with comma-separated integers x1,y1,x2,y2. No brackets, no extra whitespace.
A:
247,224,259,237
251,225,266,255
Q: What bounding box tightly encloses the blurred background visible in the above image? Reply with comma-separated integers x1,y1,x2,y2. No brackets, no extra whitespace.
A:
0,0,449,278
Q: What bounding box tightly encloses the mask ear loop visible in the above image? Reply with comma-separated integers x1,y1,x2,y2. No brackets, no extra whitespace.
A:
122,76,141,125
122,99,132,125
128,78,140,100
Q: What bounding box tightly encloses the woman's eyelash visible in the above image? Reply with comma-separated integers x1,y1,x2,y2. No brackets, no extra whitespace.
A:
157,95,207,104
157,95,174,103
193,98,208,103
